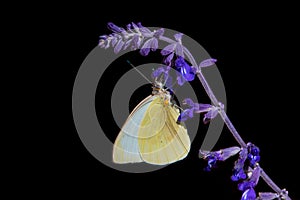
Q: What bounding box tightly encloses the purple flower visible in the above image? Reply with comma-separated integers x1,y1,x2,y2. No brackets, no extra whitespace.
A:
163,52,174,66
99,23,133,52
175,56,196,86
100,22,166,55
154,28,164,38
231,148,248,181
111,35,118,47
177,98,212,123
199,58,217,68
161,33,184,57
152,65,174,91
200,146,241,171
238,181,256,192
200,150,222,171
204,154,218,171
161,43,176,56
137,22,152,37
238,167,261,191
152,65,170,81
247,143,260,167
241,188,256,200
140,28,164,56
140,38,158,56
203,102,224,124
232,168,247,182
152,66,167,79
107,22,126,33
249,166,261,184
131,34,142,50
161,44,176,66
177,108,194,122
114,39,125,54
203,106,218,124
160,33,185,65
219,146,241,161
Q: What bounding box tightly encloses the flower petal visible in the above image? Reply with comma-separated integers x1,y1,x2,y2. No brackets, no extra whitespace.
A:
126,23,132,30
114,40,124,53
175,44,184,57
258,192,279,200
247,143,260,167
161,43,176,55
231,148,248,181
181,66,195,81
131,34,141,49
219,146,241,161
99,39,106,48
177,109,192,122
231,168,247,181
249,166,261,186
111,36,118,47
199,58,217,68
199,150,210,158
141,38,153,49
206,155,218,171
203,107,218,124
107,22,125,33
150,38,158,51
175,56,185,67
123,39,132,50
131,22,139,31
163,52,174,65
152,67,165,78
241,188,256,200
176,72,186,86
140,38,155,56
137,22,152,36
140,48,150,56
154,28,164,37
174,33,183,41
175,57,195,82
104,40,110,49
238,181,255,191
182,98,194,107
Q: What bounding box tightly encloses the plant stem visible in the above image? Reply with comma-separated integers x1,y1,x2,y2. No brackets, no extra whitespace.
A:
183,46,247,147
158,35,291,199
260,168,291,200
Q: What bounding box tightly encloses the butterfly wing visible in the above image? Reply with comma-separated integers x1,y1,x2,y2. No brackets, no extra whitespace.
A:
138,97,191,165
113,95,155,163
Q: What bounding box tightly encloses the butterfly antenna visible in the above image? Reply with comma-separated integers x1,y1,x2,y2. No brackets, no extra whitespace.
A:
126,60,152,84
162,74,168,87
158,73,164,85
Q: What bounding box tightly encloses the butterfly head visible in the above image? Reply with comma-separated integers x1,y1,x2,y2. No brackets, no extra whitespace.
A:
152,80,172,106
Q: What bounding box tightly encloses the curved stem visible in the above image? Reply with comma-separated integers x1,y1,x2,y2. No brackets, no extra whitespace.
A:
183,45,247,147
158,35,291,199
260,168,291,200
260,168,281,193
219,109,247,148
158,34,290,199
159,35,175,44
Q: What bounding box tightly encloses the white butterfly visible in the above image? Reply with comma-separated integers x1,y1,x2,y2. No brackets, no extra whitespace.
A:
113,81,190,165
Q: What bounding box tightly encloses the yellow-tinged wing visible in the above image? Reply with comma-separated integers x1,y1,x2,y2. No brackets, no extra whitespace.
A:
113,95,155,163
138,97,191,165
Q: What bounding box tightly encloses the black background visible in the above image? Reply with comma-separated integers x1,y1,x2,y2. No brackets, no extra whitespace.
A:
46,3,300,199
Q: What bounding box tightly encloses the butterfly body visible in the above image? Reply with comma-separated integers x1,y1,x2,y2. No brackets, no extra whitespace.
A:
113,81,190,165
